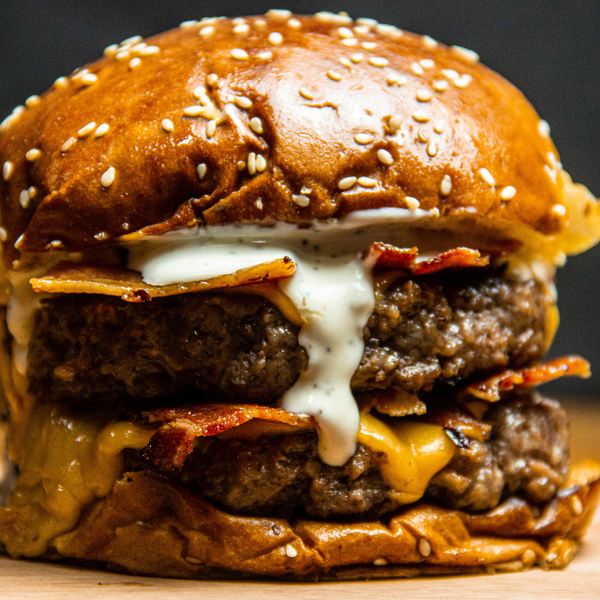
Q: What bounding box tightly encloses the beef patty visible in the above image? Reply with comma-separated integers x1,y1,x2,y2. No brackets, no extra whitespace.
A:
125,392,568,520
27,266,550,408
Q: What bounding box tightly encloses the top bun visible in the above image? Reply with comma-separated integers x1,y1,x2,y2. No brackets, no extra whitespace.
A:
0,11,596,266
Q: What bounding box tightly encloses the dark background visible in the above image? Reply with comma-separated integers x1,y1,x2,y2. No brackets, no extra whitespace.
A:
1,0,599,395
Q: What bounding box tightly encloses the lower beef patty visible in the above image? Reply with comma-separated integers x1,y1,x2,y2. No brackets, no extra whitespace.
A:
27,266,549,409
125,392,569,519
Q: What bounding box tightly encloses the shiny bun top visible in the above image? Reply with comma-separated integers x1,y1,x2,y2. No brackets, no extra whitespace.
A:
0,12,577,263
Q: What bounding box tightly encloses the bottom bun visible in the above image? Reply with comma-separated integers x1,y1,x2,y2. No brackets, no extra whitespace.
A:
47,463,600,581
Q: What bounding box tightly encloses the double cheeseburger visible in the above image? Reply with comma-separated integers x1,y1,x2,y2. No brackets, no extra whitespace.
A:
0,11,599,580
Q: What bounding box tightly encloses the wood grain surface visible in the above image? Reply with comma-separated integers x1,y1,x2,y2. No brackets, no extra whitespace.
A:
1,397,598,599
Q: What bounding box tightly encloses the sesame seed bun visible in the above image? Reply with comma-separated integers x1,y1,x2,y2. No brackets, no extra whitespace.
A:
1,14,598,269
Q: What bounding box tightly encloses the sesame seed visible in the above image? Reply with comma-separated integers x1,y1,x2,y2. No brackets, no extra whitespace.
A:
115,51,130,62
388,115,402,134
267,9,292,19
14,234,24,249
342,38,358,47
538,119,551,138
478,168,496,186
26,148,41,162
338,176,357,190
416,90,433,102
161,118,174,133
315,11,352,25
418,129,430,143
139,45,160,56
257,51,273,60
440,175,452,196
130,42,147,53
78,122,96,137
129,57,142,69
197,163,207,179
255,198,263,209
338,27,354,39
206,74,219,86
249,117,264,134
422,35,438,48
427,141,438,157
451,45,480,63
327,70,343,81
94,232,109,241
420,59,435,69
299,88,314,100
405,196,420,210
206,120,217,137
373,558,388,566
552,203,567,216
340,57,352,69
184,105,205,117
362,41,377,50
19,190,30,209
255,18,267,28
292,194,310,207
353,25,370,35
418,538,432,557
248,152,257,175
442,69,459,80
453,74,472,88
287,18,301,29
355,134,375,145
256,154,267,172
232,17,246,25
358,176,377,187
93,123,109,137
356,17,378,27
0,227,6,242
49,239,63,248
237,161,246,171
235,96,253,109
521,550,536,566
377,149,394,165
2,161,14,181
268,32,284,46
231,48,249,60
79,73,98,85
571,495,583,516
412,111,430,123
193,86,207,99
432,80,449,92
121,35,143,47
351,53,364,63
430,207,440,218
28,186,37,199
185,556,202,565
25,95,41,108
180,20,199,29
411,62,424,76
377,24,403,39
368,56,389,67
433,121,445,134
233,23,250,35
54,76,69,89
104,44,119,56
500,186,516,200
61,137,77,152
301,186,312,194
284,544,298,558
101,167,115,188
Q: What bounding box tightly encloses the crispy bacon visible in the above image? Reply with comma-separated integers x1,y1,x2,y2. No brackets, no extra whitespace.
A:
137,404,317,470
462,356,591,402
423,408,492,442
365,244,490,274
30,258,296,302
355,388,426,417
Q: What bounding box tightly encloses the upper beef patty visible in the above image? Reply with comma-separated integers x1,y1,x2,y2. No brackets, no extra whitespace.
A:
27,266,550,408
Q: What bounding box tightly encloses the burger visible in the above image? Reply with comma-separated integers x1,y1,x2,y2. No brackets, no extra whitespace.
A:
0,10,599,580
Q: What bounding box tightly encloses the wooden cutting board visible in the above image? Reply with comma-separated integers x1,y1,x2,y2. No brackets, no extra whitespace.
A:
2,397,599,599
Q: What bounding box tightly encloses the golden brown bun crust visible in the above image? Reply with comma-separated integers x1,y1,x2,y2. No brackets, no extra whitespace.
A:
50,467,600,580
0,14,564,265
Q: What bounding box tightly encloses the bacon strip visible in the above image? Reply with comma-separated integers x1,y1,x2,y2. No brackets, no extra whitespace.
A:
462,356,591,402
137,404,317,470
365,244,490,274
423,408,492,442
30,258,296,303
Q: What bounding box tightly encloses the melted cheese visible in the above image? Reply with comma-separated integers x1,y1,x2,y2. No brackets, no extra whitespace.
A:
357,413,456,504
0,405,155,558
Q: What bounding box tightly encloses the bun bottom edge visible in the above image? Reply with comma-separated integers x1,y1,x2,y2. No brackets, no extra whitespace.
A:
3,462,596,581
